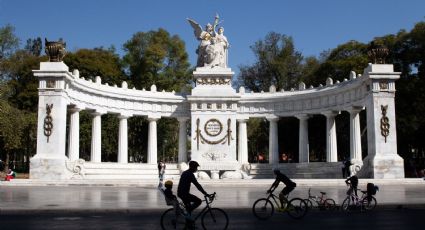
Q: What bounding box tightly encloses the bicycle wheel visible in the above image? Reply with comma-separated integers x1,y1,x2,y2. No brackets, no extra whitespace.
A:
201,208,229,230
287,198,308,219
160,208,186,230
323,198,336,211
252,198,274,220
361,196,377,211
304,199,314,210
341,197,352,212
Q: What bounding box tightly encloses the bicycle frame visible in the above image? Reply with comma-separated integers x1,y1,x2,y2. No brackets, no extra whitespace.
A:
189,193,215,222
306,188,327,205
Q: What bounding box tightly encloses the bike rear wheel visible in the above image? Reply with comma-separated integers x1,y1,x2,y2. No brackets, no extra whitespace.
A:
323,198,337,211
341,196,352,212
287,198,308,219
361,196,377,211
201,208,229,230
160,208,186,230
252,198,274,220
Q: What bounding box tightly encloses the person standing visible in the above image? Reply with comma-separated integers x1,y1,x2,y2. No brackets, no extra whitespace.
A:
158,160,166,187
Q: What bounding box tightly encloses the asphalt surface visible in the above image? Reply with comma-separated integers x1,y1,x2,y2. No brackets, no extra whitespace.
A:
0,208,424,230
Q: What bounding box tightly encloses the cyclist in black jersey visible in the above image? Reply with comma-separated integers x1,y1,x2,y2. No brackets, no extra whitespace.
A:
177,161,210,214
267,169,297,208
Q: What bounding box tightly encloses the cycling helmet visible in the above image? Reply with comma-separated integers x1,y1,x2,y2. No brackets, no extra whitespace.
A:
189,161,200,169
164,180,173,188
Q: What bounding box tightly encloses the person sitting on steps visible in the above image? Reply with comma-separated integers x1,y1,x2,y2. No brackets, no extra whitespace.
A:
267,169,297,211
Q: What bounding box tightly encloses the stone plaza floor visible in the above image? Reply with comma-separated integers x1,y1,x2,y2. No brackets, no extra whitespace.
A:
0,179,424,214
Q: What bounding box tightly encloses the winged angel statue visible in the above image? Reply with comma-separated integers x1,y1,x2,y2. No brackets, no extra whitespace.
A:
187,14,229,68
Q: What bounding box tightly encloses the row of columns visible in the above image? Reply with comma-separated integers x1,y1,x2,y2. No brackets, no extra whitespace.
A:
236,109,363,164
67,108,189,164
68,108,362,165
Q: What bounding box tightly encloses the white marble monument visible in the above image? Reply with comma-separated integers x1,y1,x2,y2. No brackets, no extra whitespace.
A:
29,18,404,180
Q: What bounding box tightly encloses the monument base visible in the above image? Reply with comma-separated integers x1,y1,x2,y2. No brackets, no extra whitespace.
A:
30,156,68,180
358,154,405,179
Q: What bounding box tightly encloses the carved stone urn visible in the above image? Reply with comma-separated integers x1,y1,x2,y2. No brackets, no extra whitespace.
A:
45,38,66,62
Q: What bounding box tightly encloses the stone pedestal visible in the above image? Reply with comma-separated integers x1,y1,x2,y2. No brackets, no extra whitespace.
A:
30,62,70,179
188,67,240,175
358,64,404,178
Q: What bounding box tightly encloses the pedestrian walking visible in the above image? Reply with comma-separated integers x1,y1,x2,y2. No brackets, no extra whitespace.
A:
158,160,166,188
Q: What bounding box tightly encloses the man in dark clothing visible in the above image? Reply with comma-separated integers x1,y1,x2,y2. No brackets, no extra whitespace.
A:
177,161,209,214
267,169,297,208
345,175,359,197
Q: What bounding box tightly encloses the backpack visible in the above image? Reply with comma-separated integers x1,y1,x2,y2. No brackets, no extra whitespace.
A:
367,183,378,195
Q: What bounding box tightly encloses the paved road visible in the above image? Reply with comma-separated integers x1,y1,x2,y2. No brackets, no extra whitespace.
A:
0,208,424,230
1,184,425,212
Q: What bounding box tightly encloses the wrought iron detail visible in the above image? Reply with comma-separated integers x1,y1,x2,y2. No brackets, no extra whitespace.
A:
45,38,66,62
367,42,389,64
194,118,201,150
43,104,53,142
380,105,390,142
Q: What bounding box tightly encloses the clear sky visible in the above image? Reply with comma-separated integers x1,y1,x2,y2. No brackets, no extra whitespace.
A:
1,0,424,72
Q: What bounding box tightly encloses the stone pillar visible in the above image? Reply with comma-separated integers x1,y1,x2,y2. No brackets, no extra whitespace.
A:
68,107,81,161
360,64,404,178
267,116,279,164
323,111,338,162
147,116,160,164
31,62,70,179
349,108,363,164
296,114,309,163
237,118,249,164
118,115,129,163
177,117,189,163
91,111,103,163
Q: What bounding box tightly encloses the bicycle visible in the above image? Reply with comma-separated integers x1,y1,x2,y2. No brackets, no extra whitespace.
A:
160,192,229,230
341,187,377,212
252,187,308,220
303,188,337,211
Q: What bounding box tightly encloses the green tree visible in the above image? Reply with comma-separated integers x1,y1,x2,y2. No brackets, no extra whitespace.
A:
238,32,303,92
64,47,126,85
306,40,368,86
0,24,19,60
24,37,42,56
122,28,192,162
122,28,192,92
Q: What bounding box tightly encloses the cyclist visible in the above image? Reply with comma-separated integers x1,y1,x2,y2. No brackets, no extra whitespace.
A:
177,161,210,216
267,169,297,209
345,174,358,197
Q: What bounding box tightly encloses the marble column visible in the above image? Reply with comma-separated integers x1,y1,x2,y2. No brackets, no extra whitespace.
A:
147,116,159,164
68,108,81,161
323,111,339,162
177,117,189,163
118,115,129,163
349,108,363,163
237,118,249,164
296,114,309,163
267,117,279,164
91,111,103,163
